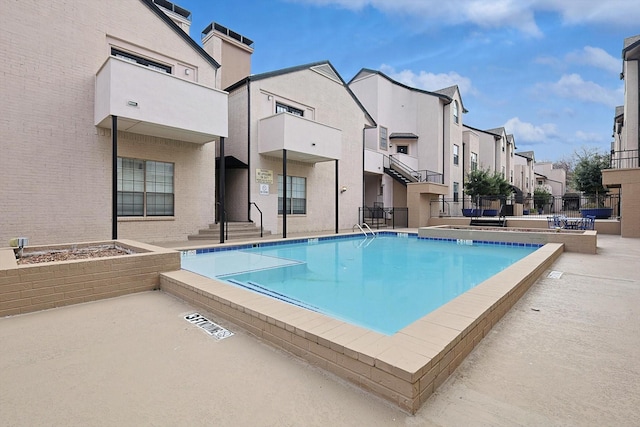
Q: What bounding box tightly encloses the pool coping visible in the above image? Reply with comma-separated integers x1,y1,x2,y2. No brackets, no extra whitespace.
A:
160,235,564,414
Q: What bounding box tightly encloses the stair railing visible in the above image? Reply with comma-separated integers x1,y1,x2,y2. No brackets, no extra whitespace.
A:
250,202,263,237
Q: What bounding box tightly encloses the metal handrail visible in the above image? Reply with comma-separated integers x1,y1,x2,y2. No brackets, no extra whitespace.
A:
352,223,368,236
250,202,263,237
362,223,376,237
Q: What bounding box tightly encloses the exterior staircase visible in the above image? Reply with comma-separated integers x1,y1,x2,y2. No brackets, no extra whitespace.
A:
188,221,270,241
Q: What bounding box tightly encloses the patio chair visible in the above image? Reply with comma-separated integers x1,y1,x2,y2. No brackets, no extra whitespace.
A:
547,215,563,229
580,215,596,230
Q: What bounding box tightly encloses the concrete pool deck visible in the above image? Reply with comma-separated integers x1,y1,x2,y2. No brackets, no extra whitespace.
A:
1,234,639,425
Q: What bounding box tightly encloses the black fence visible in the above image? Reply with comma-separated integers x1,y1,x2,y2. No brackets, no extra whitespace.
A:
433,194,619,219
610,148,639,169
359,206,409,229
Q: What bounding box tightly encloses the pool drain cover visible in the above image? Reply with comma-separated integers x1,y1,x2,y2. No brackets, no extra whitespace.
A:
547,271,563,279
184,313,234,340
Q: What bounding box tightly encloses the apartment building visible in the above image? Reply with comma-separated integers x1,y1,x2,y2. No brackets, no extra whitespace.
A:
513,151,535,197
223,62,376,236
603,34,640,237
1,0,229,245
348,69,464,220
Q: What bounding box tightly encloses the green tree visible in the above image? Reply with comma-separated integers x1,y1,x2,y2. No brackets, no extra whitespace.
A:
533,186,551,210
464,168,512,207
572,147,610,205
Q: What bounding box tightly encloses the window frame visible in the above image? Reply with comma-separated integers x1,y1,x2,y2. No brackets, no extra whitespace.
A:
453,101,459,124
470,152,478,171
453,181,459,202
379,126,388,151
117,157,175,217
278,175,307,215
275,102,304,117
453,144,459,166
111,48,172,74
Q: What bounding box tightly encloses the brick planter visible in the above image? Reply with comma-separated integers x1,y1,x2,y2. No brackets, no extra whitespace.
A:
0,240,180,317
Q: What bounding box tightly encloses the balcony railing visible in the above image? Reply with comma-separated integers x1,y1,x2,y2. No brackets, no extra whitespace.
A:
610,149,639,169
384,155,443,184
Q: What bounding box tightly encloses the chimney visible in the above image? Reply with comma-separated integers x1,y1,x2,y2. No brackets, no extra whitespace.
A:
153,0,192,35
201,22,254,89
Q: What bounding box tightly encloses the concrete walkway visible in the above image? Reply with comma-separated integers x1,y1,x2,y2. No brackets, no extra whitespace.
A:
1,234,639,426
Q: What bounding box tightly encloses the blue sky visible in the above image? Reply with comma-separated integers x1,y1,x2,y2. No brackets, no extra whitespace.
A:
176,0,638,163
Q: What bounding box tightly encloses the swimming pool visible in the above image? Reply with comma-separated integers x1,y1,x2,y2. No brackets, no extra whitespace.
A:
181,233,539,335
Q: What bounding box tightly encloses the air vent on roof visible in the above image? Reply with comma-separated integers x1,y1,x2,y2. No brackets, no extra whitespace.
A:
152,0,192,21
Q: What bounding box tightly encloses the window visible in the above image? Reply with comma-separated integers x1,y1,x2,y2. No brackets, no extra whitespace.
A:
276,102,303,117
526,177,529,189
453,101,459,124
453,182,459,202
453,144,459,165
510,170,513,183
470,152,478,171
118,158,174,216
501,139,505,152
502,166,505,178
278,175,306,214
111,48,171,73
379,126,388,150
396,145,408,154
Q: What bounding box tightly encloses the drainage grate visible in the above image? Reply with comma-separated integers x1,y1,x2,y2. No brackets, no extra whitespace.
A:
184,313,234,340
547,271,563,279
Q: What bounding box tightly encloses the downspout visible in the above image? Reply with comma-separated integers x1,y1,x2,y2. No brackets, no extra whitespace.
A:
246,79,252,222
282,149,287,238
462,142,466,208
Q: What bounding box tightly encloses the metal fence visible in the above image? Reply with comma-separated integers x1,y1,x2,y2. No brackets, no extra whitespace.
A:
432,194,620,219
359,206,409,229
610,148,639,169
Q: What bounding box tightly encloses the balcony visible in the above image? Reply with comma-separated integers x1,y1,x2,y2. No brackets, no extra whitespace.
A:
258,113,341,163
95,56,228,144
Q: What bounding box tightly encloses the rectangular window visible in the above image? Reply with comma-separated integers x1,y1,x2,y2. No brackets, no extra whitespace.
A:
278,175,306,214
502,166,506,178
111,48,171,74
470,152,478,171
501,140,505,152
396,145,408,154
117,158,174,216
453,144,459,166
379,126,388,150
453,182,459,202
276,102,304,117
510,170,513,183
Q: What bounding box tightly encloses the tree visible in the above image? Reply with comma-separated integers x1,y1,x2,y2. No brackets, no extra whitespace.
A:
572,147,610,205
464,168,512,205
533,186,552,211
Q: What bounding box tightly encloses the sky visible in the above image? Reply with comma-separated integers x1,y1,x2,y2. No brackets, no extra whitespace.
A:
175,0,639,163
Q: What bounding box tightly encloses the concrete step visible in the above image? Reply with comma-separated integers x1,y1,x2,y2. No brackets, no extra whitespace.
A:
188,222,271,241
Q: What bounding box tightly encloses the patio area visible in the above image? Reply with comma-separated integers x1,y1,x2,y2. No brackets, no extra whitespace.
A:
1,234,639,425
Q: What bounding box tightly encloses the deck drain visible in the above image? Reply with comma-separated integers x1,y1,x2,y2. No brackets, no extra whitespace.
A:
184,313,234,340
547,271,563,279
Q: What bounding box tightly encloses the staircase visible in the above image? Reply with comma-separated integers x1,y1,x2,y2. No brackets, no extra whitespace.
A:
188,221,270,241
384,167,413,185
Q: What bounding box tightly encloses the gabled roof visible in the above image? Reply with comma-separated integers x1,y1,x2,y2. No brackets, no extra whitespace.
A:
463,124,503,138
516,151,535,161
485,127,507,137
507,134,516,149
140,0,220,68
226,61,376,126
348,68,459,107
615,105,624,120
434,85,468,113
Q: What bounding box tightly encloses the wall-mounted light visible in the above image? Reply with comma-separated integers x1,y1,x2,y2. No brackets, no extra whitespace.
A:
267,95,273,100
340,186,347,193
185,69,191,75
127,100,138,107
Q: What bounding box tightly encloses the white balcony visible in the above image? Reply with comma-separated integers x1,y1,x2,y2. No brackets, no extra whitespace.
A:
258,113,341,163
95,56,228,144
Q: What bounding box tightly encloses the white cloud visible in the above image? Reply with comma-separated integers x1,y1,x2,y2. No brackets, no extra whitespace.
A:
287,0,640,35
504,117,558,143
565,47,621,75
536,74,623,107
379,64,477,96
575,130,605,143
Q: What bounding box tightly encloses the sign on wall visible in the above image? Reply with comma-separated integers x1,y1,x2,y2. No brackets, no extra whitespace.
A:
260,184,269,195
256,168,273,184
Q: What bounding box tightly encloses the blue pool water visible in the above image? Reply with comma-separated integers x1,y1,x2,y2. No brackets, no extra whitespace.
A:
181,233,540,335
